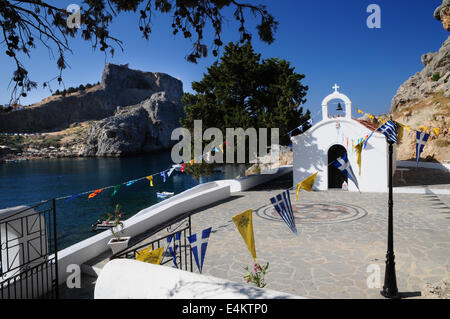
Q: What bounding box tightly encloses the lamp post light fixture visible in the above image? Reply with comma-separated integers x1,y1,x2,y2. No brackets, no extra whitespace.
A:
380,137,399,299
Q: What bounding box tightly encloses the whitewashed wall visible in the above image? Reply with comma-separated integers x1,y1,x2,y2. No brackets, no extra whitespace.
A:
95,259,303,299
292,119,390,192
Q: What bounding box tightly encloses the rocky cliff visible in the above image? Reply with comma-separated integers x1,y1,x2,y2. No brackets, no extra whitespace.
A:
390,36,449,163
0,64,185,159
0,63,183,133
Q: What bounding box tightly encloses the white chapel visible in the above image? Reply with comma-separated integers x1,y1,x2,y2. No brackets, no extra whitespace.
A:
291,84,394,193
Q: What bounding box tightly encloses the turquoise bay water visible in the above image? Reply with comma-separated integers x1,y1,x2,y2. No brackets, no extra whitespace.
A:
0,152,240,249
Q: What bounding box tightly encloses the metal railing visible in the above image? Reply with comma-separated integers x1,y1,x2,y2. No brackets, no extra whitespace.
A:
0,200,58,299
111,214,193,272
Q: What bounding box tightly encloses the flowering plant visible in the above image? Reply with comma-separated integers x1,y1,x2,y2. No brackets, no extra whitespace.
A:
243,262,269,288
107,204,125,240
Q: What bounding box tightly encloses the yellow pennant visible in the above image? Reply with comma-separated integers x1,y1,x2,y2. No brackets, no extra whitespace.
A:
405,125,411,132
418,126,428,132
232,209,257,262
190,159,194,165
357,108,364,114
353,141,364,176
367,114,375,119
296,172,318,201
135,246,164,264
393,121,405,144
146,175,153,187
218,143,224,153
433,127,440,136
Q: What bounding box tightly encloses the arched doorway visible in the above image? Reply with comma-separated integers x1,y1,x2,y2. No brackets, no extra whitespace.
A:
328,144,348,189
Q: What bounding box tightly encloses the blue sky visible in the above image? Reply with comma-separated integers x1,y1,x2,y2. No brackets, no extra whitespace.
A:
0,0,447,119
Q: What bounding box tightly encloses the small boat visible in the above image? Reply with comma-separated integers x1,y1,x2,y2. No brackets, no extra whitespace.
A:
92,219,115,230
157,191,174,199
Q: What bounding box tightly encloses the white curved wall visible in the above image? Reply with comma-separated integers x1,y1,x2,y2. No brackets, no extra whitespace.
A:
95,259,303,299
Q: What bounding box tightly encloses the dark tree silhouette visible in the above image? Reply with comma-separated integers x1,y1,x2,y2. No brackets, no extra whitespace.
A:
0,0,278,102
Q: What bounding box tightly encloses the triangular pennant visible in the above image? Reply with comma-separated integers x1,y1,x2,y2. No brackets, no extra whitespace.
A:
232,209,257,262
433,127,440,136
296,172,318,201
88,188,104,199
416,131,430,166
167,232,181,268
181,163,185,173
218,144,224,153
270,190,298,235
146,175,153,187
135,246,165,265
331,154,360,191
111,185,121,197
187,227,212,273
357,108,364,114
65,193,82,203
353,141,364,176
160,171,167,183
125,179,138,187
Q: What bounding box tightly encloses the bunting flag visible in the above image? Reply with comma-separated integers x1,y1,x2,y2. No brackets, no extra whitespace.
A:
297,124,303,133
307,119,313,126
418,126,428,132
367,113,375,119
160,171,167,183
126,179,138,187
65,193,82,203
187,227,212,273
296,172,318,201
146,175,154,187
218,143,224,153
416,131,430,166
111,185,121,197
167,167,175,177
190,159,194,165
167,232,181,268
377,120,398,144
232,209,257,262
405,125,411,132
357,108,364,114
331,154,359,191
433,127,440,136
88,188,104,199
181,163,186,173
354,141,364,176
270,190,298,235
135,246,165,265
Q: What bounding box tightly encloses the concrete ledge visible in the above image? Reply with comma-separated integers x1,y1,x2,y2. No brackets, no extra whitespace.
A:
94,259,303,299
397,160,450,171
393,187,450,195
216,165,293,192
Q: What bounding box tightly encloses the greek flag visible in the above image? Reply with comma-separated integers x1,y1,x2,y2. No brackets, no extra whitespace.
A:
377,121,398,144
187,227,212,273
331,154,360,191
167,232,180,268
270,190,298,235
416,131,430,166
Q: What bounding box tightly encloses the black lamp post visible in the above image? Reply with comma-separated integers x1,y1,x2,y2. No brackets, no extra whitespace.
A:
380,137,399,298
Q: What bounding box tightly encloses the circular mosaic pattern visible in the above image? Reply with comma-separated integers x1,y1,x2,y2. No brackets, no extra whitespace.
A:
256,201,367,224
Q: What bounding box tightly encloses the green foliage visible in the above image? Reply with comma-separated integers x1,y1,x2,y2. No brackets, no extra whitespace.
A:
244,262,269,288
432,72,441,81
107,204,125,239
181,42,310,147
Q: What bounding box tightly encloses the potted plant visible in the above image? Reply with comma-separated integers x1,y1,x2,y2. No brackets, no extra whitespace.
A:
106,204,130,255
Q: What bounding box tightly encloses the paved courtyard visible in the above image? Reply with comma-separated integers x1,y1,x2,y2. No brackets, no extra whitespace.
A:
187,173,450,299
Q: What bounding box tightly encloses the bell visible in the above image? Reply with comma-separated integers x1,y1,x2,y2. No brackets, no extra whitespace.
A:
336,102,343,111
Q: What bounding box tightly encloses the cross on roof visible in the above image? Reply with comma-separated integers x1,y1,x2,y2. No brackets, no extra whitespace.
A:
333,84,340,92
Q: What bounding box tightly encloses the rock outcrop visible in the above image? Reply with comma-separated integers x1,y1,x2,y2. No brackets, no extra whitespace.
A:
390,37,450,163
434,0,450,31
82,92,184,156
0,63,183,133
0,63,186,159
391,36,450,112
